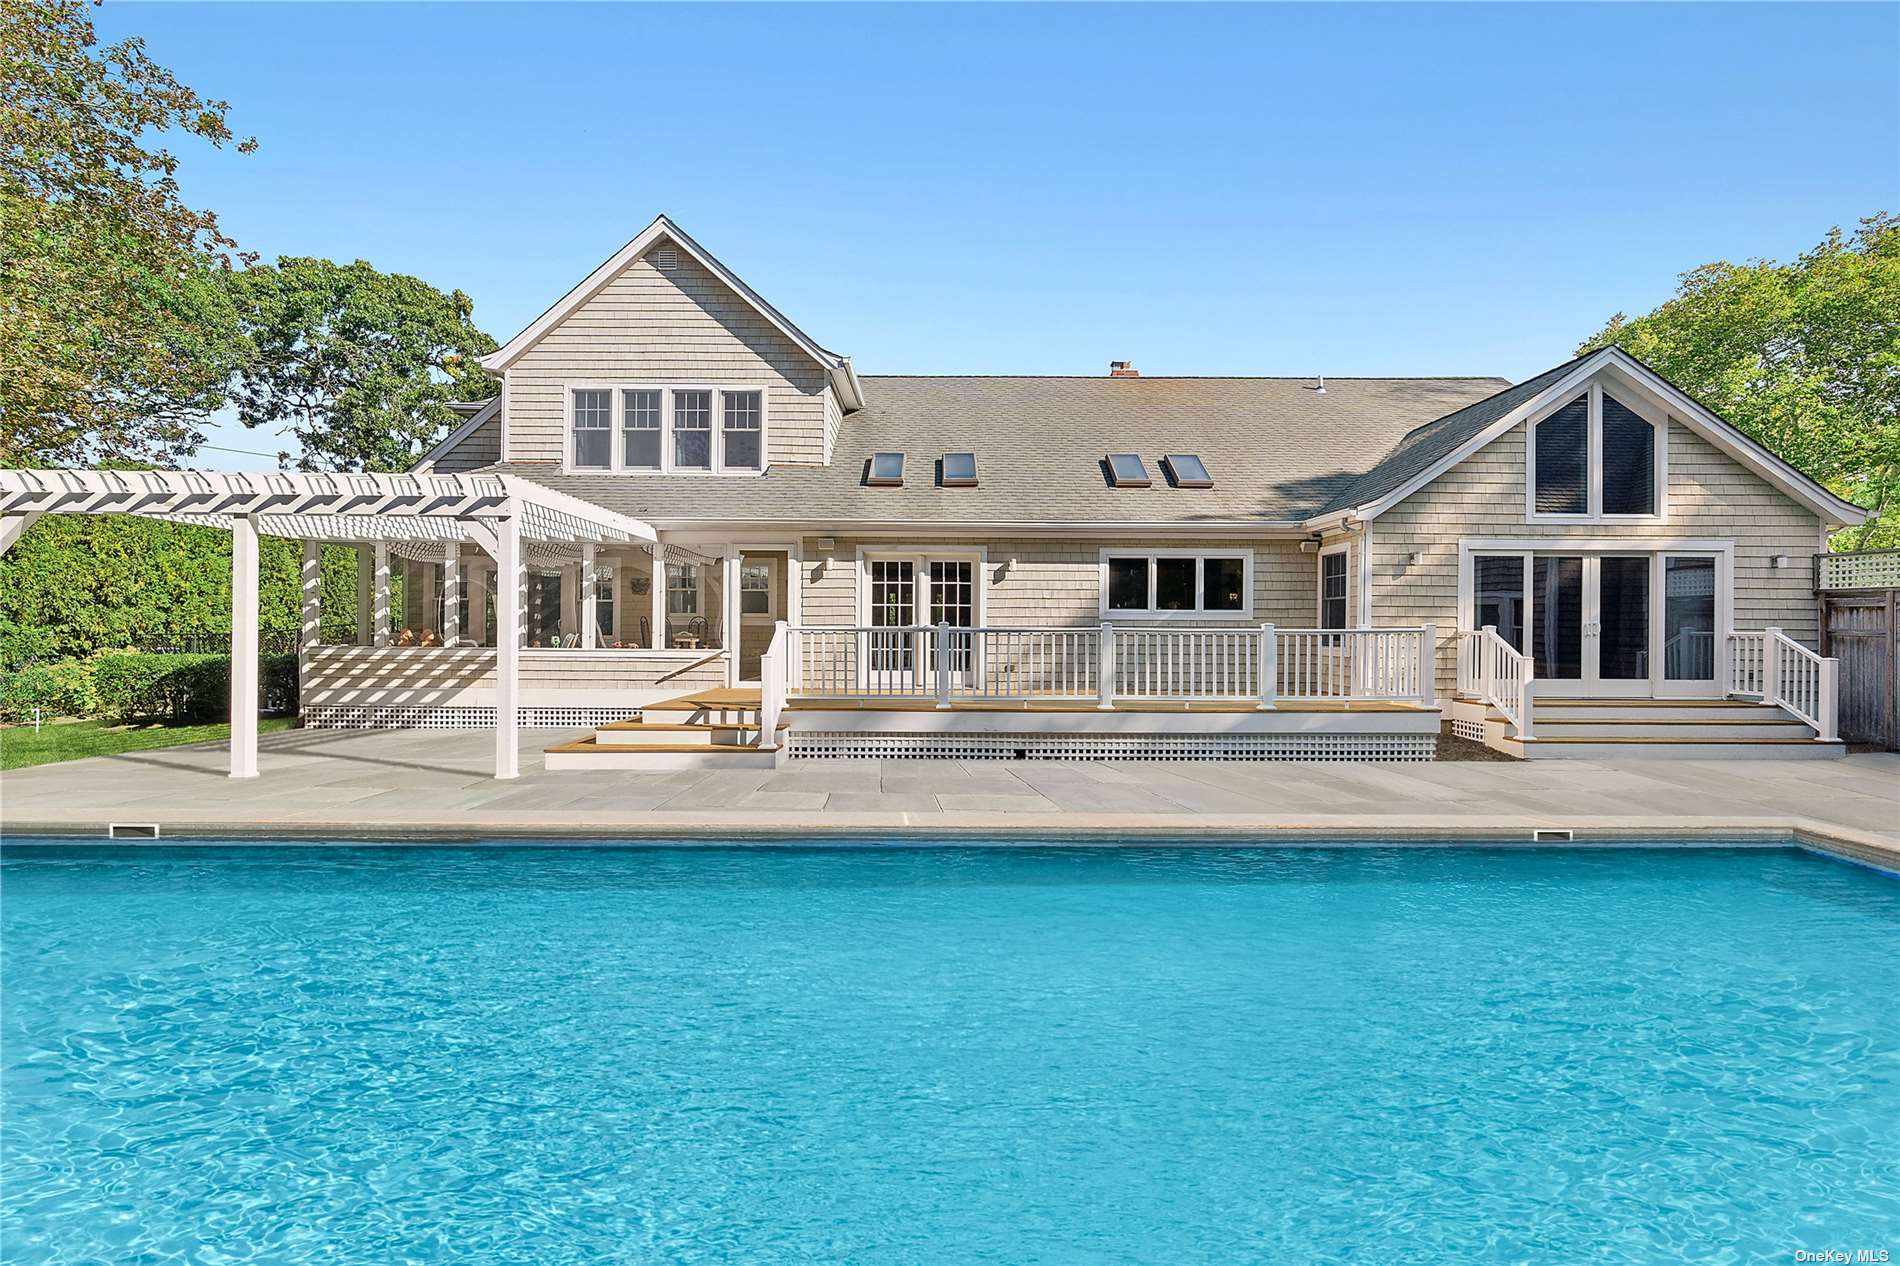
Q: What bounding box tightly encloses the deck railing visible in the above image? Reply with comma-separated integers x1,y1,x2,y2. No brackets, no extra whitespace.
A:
1456,626,1533,738
778,622,1437,709
1728,627,1837,741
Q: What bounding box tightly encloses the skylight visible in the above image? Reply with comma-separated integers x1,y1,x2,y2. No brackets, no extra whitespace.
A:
1106,454,1151,488
867,452,905,486
1164,454,1212,488
941,452,977,487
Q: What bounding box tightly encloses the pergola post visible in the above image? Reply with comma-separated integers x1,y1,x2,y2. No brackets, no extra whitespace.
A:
300,541,322,653
443,543,462,646
230,514,260,779
356,546,373,645
650,543,667,648
373,542,391,646
581,544,597,650
494,509,522,780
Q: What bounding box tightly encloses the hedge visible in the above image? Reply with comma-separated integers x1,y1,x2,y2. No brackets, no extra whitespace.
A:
0,652,299,723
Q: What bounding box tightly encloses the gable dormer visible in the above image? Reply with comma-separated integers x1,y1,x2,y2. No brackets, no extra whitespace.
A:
480,216,862,471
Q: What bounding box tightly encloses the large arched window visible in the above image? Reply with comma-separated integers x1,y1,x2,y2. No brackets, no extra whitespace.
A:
1528,384,1661,519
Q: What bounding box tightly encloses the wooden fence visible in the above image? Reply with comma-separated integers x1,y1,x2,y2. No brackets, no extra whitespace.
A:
1816,551,1899,750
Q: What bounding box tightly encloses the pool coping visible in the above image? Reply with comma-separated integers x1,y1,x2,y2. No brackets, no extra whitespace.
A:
6,817,1896,876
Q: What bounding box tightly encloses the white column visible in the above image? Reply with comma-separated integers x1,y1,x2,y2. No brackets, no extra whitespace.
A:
495,510,521,780
443,543,462,646
300,541,322,652
561,562,580,641
723,545,740,685
580,544,597,650
356,546,373,645
373,542,391,646
650,544,667,648
230,515,260,779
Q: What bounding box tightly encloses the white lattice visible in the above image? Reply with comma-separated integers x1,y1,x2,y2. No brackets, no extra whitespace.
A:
1450,717,1485,742
1816,551,1900,592
786,730,1435,762
304,704,639,730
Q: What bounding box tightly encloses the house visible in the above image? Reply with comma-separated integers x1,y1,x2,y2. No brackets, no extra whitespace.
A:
0,216,1863,776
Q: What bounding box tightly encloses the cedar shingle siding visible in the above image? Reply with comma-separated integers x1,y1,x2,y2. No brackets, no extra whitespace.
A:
502,242,830,468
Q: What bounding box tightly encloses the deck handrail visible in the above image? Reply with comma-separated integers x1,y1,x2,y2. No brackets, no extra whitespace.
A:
758,621,787,748
1457,626,1533,739
780,623,1437,709
1729,628,1837,741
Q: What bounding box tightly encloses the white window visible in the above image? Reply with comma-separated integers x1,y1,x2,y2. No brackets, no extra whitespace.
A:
1320,550,1348,630
666,562,699,615
1528,382,1663,521
622,390,661,470
566,385,768,475
723,390,762,471
741,561,772,615
571,389,611,469
1099,550,1252,618
595,564,616,642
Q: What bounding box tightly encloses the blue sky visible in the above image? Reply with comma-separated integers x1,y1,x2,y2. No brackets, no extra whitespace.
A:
97,2,1899,467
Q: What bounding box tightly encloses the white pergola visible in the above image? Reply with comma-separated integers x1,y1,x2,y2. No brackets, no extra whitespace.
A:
0,469,657,781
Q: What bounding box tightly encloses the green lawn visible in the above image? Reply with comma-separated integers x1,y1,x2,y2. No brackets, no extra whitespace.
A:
0,716,298,771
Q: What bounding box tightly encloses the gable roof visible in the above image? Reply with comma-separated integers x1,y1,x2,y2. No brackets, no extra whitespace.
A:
475,374,1507,529
1315,346,1864,527
477,215,865,410
413,396,500,473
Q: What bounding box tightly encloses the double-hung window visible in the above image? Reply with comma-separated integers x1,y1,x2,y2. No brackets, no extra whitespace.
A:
571,389,612,470
1529,383,1662,520
667,562,699,616
568,386,767,473
622,390,662,470
722,390,762,471
1101,551,1251,618
741,561,772,615
595,564,616,642
1320,550,1348,631
672,390,713,470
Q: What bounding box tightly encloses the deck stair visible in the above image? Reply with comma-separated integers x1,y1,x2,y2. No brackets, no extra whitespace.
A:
543,688,786,770
1458,695,1845,759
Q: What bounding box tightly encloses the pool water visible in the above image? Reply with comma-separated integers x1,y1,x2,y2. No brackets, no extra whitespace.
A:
3,843,1897,1264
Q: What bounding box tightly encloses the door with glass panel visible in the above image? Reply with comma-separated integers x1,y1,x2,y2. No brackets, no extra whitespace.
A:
867,559,917,685
928,560,976,687
1659,554,1720,696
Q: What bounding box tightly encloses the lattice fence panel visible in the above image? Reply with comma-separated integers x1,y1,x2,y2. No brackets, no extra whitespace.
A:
304,705,640,730
786,730,1434,762
1816,551,1900,592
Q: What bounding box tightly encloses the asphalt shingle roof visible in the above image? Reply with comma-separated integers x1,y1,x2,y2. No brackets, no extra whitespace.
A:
484,374,1510,526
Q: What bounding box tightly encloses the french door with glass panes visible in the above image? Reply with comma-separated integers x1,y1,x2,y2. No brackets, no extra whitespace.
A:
1471,550,1725,698
865,555,977,689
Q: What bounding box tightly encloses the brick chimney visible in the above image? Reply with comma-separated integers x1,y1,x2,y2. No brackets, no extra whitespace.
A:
1109,361,1139,378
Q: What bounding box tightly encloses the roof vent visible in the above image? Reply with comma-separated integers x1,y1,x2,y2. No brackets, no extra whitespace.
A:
1109,361,1139,378
1313,374,1327,394
655,247,679,271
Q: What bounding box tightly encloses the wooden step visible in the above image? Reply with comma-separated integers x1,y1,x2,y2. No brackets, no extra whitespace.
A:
1511,735,1844,760
542,735,783,771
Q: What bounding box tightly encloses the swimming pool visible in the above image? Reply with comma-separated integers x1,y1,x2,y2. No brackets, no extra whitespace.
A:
3,842,1897,1263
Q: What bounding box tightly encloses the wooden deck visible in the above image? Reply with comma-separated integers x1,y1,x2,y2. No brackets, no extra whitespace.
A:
661,687,1432,716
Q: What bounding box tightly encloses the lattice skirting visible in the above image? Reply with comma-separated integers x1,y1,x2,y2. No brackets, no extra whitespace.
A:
786,731,1436,762
304,704,640,730
1449,716,1486,743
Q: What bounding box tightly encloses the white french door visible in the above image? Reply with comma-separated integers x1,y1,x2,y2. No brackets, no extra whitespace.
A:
864,553,978,689
1471,548,1727,699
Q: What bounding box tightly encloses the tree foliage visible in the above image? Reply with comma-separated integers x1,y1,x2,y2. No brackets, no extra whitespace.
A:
1579,215,1900,548
0,515,374,663
0,0,255,466
224,257,499,473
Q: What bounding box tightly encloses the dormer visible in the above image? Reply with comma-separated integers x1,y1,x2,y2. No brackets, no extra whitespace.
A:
479,216,862,471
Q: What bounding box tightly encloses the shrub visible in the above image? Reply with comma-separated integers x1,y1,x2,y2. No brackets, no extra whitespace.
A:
0,658,99,721
4,651,299,724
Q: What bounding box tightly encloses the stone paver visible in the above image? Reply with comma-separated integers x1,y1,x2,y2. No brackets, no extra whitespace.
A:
1,729,1895,869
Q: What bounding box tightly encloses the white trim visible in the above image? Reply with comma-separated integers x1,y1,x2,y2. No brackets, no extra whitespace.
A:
412,396,500,473
1326,347,1863,527
1097,547,1255,621
645,517,1313,537
561,382,768,477
1524,380,1669,525
478,216,864,410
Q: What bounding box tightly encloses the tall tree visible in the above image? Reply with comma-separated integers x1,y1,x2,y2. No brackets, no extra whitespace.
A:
0,0,255,467
1579,215,1900,548
224,257,499,473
